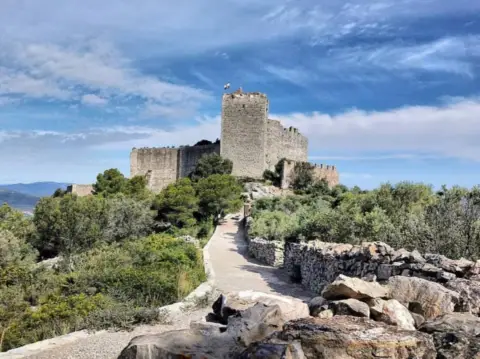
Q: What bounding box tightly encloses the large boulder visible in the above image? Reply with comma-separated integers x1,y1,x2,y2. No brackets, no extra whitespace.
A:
419,313,480,336
211,291,309,324
118,302,285,359
329,298,370,317
321,274,389,300
249,316,436,359
308,296,328,317
444,278,480,314
239,341,306,359
419,313,480,359
387,276,459,320
367,298,416,330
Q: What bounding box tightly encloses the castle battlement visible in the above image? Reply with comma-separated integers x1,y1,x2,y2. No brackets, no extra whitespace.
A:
129,91,338,192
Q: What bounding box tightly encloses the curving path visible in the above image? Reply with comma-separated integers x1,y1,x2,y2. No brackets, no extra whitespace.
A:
209,214,312,300
4,213,312,359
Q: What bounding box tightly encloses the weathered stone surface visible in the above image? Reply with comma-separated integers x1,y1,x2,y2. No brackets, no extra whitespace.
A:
226,303,285,347
117,329,237,359
190,320,227,335
270,316,436,359
316,309,333,319
367,298,416,330
239,341,306,359
118,301,285,359
419,313,480,359
387,276,459,320
322,274,389,300
444,278,480,314
411,312,425,328
330,298,370,317
211,291,309,324
419,313,480,336
423,254,474,275
307,296,328,317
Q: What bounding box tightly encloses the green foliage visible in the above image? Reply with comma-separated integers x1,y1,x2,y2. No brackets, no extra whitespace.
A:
250,181,480,261
93,168,127,196
250,211,297,241
195,174,243,222
0,204,35,240
291,162,315,191
154,178,199,228
92,169,150,200
189,154,233,181
32,195,107,259
103,195,155,243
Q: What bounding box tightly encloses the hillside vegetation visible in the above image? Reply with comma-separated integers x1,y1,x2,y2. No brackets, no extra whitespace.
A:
0,155,243,352
251,179,480,261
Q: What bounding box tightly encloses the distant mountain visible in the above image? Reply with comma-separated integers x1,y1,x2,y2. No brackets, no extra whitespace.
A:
0,182,70,197
0,189,40,212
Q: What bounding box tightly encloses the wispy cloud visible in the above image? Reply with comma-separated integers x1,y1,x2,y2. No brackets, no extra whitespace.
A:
309,154,444,161
81,94,108,106
317,36,480,78
274,96,480,161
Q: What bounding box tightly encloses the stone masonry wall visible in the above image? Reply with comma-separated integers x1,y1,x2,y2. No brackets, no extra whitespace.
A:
244,216,284,267
283,240,480,295
130,147,179,192
281,160,339,189
178,143,220,178
265,120,307,171
130,144,221,193
221,92,269,178
66,184,93,196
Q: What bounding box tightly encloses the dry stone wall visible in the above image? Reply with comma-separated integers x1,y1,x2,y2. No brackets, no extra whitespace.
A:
283,240,480,294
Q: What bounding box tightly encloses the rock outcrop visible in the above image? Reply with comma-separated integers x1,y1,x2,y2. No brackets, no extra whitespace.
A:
387,276,459,320
322,274,389,300
118,282,480,359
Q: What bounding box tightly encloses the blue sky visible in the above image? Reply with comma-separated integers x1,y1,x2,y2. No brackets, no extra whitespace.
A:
0,0,479,189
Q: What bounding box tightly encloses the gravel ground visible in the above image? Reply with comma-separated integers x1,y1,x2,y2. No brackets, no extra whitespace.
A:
22,307,211,359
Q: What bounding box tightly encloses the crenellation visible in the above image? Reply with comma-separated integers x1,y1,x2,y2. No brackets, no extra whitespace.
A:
126,90,339,193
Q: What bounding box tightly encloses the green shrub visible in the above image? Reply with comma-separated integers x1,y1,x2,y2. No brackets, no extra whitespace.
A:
250,211,298,241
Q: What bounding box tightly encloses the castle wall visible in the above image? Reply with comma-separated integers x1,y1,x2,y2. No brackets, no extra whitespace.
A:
130,147,179,192
281,160,339,189
66,184,94,196
221,92,269,178
178,143,220,178
265,120,308,170
312,164,340,187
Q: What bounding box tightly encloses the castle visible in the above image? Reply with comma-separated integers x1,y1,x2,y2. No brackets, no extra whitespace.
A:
68,90,339,196
130,90,339,192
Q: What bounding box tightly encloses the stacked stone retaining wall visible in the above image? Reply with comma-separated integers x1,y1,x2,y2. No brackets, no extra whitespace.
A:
284,241,480,294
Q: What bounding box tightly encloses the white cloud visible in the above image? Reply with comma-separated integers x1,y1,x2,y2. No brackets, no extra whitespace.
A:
316,36,480,78
81,94,107,106
1,0,478,57
274,97,480,161
0,67,71,99
309,154,444,161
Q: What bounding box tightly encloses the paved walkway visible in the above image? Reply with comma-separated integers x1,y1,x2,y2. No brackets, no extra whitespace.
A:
5,213,312,359
209,214,312,301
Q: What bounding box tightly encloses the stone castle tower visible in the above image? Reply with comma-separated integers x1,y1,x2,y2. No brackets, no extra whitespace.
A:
127,90,338,193
221,91,308,178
